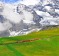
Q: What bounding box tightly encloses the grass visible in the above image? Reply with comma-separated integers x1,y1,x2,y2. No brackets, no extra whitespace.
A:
0,27,59,56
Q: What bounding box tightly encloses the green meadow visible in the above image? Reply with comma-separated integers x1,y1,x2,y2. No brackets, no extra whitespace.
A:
0,27,59,56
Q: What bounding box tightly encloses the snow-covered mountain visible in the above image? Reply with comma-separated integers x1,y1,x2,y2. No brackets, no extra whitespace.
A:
0,0,59,37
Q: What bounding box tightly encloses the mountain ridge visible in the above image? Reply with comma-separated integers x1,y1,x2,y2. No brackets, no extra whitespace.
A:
0,0,59,37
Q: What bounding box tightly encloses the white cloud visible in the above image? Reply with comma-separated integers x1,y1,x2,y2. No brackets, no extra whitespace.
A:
2,4,24,23
2,3,34,24
23,10,34,24
20,0,40,6
0,21,12,32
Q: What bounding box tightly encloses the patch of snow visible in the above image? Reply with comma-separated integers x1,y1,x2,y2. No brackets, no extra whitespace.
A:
55,9,59,14
50,21,58,25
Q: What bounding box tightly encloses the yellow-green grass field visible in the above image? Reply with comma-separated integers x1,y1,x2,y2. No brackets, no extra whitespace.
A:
0,27,59,56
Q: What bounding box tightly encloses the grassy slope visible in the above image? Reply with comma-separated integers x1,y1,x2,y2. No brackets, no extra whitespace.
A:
0,27,59,56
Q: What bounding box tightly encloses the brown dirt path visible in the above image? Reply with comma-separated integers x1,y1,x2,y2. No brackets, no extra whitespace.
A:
0,38,40,45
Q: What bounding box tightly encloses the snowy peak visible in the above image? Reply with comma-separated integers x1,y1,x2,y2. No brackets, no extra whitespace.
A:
0,0,59,37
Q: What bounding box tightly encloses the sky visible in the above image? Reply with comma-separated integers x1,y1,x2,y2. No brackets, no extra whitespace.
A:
0,0,21,3
0,0,40,5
